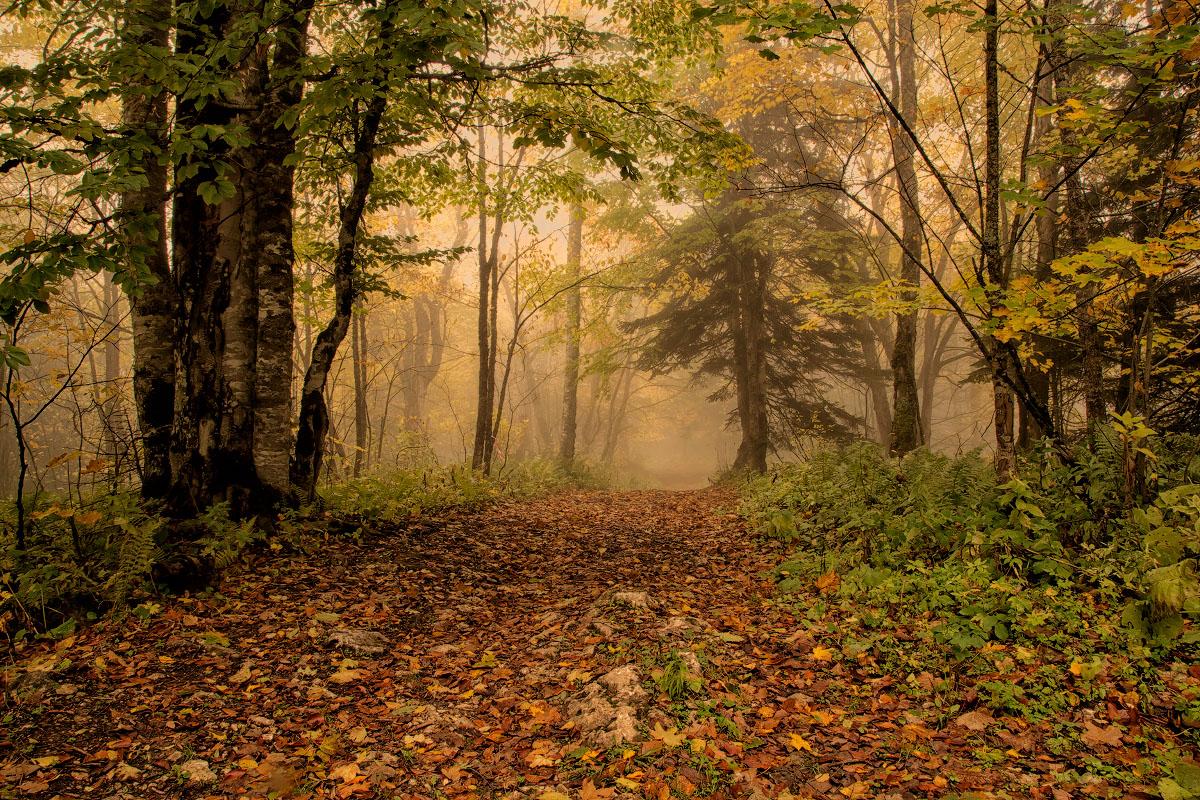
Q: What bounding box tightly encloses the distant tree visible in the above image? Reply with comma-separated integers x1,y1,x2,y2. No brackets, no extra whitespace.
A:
633,191,863,471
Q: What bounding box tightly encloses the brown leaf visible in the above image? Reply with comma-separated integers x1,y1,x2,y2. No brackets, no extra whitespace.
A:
954,710,995,731
1081,720,1122,748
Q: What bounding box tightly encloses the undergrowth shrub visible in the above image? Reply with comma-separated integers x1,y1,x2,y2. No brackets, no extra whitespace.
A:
0,492,163,637
318,464,501,521
744,431,1200,659
317,458,614,523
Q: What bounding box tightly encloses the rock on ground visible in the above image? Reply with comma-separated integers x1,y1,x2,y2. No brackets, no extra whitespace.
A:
565,664,649,746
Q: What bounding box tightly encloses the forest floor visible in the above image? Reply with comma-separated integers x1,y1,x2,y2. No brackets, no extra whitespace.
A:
0,489,1174,800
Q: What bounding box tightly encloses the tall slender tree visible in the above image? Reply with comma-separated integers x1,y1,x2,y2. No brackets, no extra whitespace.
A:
558,203,585,466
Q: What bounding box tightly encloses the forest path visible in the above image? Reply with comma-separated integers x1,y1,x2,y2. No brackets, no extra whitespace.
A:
6,490,1040,799
4,490,782,799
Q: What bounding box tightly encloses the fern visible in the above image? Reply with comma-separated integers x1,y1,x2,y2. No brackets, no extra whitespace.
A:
110,515,161,608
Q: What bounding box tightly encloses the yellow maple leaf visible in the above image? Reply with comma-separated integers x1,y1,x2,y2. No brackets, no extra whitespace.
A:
786,732,814,752
811,645,835,661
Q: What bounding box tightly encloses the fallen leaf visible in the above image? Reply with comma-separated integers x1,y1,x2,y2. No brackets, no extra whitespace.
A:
786,732,814,752
1081,720,1122,748
329,668,365,685
955,710,994,731
650,722,686,747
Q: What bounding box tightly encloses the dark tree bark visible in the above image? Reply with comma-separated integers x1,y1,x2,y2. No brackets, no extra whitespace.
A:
168,0,313,515
886,0,924,455
169,1,245,515
1044,0,1104,439
558,203,584,465
292,85,389,498
732,249,770,473
983,0,1016,479
251,1,311,500
1020,51,1060,448
119,0,177,501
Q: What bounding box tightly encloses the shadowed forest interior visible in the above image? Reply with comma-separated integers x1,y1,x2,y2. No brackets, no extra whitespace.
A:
2,1,1200,798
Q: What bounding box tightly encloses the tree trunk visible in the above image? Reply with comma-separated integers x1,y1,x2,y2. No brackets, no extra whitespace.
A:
601,363,635,463
251,2,310,501
352,306,369,477
169,0,245,514
983,0,1015,479
887,0,924,455
120,0,177,502
471,129,494,471
558,203,584,465
168,1,312,516
1020,60,1060,448
732,250,769,473
1048,0,1103,438
292,73,390,498
483,240,501,473
855,317,892,444
919,313,956,441
99,273,132,489
0,365,14,499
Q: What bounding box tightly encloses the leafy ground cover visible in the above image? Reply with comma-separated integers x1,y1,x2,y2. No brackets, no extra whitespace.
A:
4,483,1198,799
0,460,614,638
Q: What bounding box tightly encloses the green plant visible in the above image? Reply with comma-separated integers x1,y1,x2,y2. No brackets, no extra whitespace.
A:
651,650,704,701
196,502,261,570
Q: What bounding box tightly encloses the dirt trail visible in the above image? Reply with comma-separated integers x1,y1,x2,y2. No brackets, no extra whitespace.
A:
0,490,1121,799
2,491,779,798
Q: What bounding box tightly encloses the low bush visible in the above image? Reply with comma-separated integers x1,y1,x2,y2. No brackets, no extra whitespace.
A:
317,458,615,522
743,427,1200,742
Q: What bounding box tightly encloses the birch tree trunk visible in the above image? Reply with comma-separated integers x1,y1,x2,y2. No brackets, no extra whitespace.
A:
120,0,177,501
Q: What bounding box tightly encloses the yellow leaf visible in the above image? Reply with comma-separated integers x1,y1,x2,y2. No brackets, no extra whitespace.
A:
840,781,871,798
650,722,686,747
786,733,814,752
811,645,835,661
330,762,359,782
329,668,364,684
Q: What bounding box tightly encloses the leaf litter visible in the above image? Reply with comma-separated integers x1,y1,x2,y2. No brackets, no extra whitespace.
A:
1,488,1196,799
